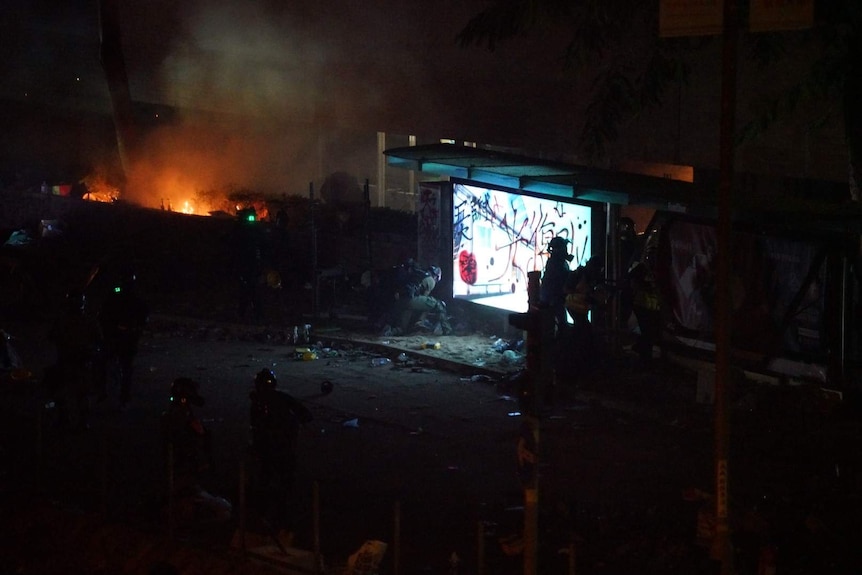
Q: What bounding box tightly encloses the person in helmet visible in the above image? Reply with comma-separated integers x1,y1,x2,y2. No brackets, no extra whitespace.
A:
563,255,606,379
541,237,573,331
248,368,313,533
389,261,452,336
160,377,211,497
98,266,149,408
46,290,103,431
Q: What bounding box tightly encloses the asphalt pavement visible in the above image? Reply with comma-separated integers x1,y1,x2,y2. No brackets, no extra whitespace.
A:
1,314,860,575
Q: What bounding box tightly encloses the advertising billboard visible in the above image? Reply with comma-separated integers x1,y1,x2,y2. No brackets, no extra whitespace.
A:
452,181,592,313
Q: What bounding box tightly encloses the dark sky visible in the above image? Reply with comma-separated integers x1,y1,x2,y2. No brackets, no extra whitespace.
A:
3,0,579,142
1,0,590,203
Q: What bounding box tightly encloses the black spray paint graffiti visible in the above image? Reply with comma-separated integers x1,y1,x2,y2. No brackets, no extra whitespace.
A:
453,185,590,288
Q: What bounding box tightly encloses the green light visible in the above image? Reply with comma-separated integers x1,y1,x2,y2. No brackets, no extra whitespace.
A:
114,286,122,293
246,213,256,222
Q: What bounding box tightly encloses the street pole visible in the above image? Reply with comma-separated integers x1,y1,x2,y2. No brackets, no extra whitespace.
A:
510,270,543,575
714,0,738,572
310,182,319,320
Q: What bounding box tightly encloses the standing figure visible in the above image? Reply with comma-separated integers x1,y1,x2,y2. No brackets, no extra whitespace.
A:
248,369,313,533
46,290,103,431
540,237,574,332
231,208,266,321
98,267,149,408
160,377,231,522
628,260,662,363
564,256,605,376
161,378,210,491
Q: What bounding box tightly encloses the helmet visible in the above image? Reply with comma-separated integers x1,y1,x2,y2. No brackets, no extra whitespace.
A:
170,377,204,406
429,265,442,282
255,369,277,392
548,236,569,254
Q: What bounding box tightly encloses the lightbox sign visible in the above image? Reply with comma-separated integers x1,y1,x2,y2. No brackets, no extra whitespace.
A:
452,182,592,313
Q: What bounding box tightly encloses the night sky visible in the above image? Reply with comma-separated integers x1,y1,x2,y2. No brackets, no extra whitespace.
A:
1,0,587,201
2,0,578,140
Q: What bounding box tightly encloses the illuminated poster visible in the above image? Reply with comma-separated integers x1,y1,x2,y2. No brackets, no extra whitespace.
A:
659,218,826,357
452,182,592,313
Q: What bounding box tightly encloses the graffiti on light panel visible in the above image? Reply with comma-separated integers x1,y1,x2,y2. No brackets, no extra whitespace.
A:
452,182,591,313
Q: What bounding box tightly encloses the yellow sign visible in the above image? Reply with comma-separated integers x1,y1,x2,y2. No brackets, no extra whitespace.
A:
750,0,814,32
619,161,695,183
660,0,723,37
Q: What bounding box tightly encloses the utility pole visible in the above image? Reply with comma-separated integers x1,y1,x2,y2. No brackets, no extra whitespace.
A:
508,270,549,575
713,0,738,573
310,182,319,320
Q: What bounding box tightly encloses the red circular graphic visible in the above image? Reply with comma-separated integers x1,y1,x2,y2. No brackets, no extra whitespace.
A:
459,250,478,285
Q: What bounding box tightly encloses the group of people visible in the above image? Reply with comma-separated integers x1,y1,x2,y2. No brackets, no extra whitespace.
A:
45,265,149,431
160,368,312,532
540,231,661,385
539,237,606,384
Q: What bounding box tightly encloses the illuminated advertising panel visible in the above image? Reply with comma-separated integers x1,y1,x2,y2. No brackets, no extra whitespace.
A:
452,181,592,313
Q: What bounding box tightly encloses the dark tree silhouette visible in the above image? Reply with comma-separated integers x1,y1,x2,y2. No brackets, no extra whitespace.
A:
457,0,862,199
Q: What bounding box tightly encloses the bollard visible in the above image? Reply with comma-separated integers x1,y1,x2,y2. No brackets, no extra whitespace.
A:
393,500,401,575
239,457,246,552
100,433,108,519
167,443,174,539
314,481,322,573
477,520,485,575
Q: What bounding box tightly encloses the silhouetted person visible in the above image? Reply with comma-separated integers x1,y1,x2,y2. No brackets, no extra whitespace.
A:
541,236,574,333
231,208,265,321
248,368,312,533
47,290,102,431
161,377,211,496
564,256,605,379
98,267,149,408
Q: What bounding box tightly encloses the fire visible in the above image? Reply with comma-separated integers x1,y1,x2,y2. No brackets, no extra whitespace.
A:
80,173,120,203
80,166,272,220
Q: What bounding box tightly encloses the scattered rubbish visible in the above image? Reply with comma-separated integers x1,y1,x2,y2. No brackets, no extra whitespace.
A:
491,338,524,353
371,357,392,367
500,350,520,364
346,540,387,575
294,347,318,361
396,353,409,363
420,341,441,350
343,418,360,428
320,380,334,395
469,374,494,383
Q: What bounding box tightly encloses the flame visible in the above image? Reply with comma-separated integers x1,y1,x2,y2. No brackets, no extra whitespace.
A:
80,173,120,203
81,162,273,219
